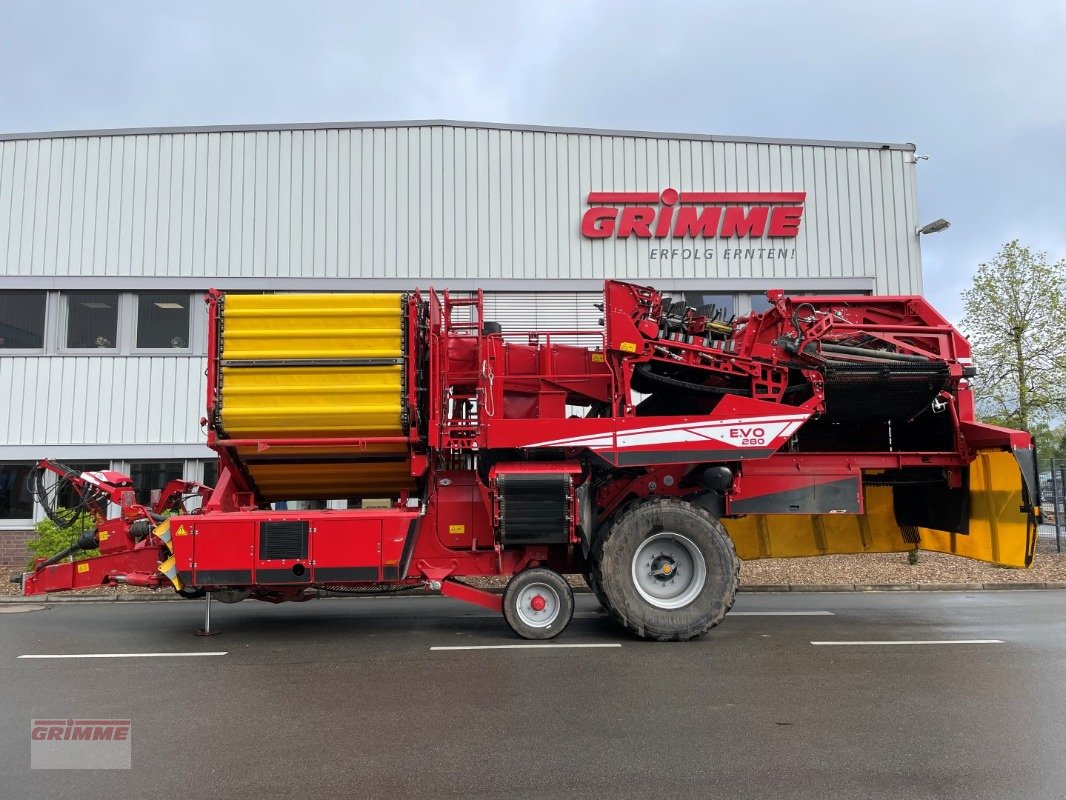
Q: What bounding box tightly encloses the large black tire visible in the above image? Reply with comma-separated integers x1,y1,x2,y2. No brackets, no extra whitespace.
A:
592,497,739,641
582,570,609,610
503,567,575,640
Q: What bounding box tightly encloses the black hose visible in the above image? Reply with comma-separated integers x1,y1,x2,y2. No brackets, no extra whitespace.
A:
315,583,426,595
33,531,99,574
635,363,811,398
634,363,747,396
27,464,89,529
34,543,81,571
791,302,817,338
813,342,931,363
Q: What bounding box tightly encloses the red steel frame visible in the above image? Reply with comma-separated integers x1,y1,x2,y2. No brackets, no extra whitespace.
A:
19,279,1036,602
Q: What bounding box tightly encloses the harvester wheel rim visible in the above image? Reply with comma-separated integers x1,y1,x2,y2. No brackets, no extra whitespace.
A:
515,582,561,628
502,568,575,640
631,532,707,610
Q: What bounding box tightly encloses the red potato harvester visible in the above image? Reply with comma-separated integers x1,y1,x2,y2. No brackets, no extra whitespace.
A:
15,280,1041,640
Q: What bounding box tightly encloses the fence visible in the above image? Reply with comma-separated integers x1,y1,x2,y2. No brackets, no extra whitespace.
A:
1038,458,1065,553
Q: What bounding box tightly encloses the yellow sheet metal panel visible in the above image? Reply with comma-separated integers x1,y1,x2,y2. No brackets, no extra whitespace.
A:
219,365,404,437
221,293,403,360
723,487,910,560
918,449,1035,568
247,461,415,501
234,443,409,460
725,455,1035,569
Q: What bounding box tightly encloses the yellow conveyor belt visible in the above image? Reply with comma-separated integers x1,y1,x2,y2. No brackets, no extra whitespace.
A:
217,293,412,501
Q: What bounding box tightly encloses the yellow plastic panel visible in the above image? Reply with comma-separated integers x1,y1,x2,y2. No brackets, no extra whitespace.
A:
918,449,1035,568
221,293,403,360
723,487,911,560
219,365,404,438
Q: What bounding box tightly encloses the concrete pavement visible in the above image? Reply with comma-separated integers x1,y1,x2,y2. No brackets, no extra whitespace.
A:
2,591,1064,799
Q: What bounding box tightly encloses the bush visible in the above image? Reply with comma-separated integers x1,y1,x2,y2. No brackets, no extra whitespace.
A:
26,509,99,567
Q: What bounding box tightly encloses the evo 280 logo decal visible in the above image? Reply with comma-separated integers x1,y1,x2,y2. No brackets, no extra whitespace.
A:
580,189,806,239
525,415,809,452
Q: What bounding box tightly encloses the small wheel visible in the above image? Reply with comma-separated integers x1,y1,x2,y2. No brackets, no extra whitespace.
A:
503,568,575,640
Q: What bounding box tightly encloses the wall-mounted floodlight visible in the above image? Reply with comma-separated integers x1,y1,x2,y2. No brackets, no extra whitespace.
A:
916,218,950,236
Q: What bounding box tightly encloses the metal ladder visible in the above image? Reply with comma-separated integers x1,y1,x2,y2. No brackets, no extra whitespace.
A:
440,290,485,450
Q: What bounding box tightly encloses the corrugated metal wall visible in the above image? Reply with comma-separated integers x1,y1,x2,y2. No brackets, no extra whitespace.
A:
0,123,921,293
0,356,206,447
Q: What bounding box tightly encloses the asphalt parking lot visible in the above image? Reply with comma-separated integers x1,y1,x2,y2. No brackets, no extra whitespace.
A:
2,591,1064,800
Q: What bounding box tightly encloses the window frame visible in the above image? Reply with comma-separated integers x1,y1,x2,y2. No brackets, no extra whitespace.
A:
0,291,48,353
53,461,112,511
127,460,186,506
0,462,38,527
59,291,125,354
131,292,195,355
683,291,737,323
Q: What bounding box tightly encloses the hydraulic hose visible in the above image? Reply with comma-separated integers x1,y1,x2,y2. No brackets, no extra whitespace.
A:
633,363,746,396
33,531,99,573
27,463,94,529
634,362,809,398
812,342,931,363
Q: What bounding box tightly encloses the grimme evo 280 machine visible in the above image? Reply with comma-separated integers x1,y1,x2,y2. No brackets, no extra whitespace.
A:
16,280,1041,640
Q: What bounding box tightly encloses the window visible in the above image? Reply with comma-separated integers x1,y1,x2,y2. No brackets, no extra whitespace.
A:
55,462,110,510
792,288,871,297
0,464,35,520
749,294,773,314
0,292,46,349
137,293,191,349
683,292,735,322
66,292,120,349
129,461,184,505
202,459,218,487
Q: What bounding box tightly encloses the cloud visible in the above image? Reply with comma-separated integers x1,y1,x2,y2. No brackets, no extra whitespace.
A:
1,0,1062,316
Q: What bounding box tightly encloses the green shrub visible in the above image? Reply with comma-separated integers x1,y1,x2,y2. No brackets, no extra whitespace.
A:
26,509,99,567
907,548,920,566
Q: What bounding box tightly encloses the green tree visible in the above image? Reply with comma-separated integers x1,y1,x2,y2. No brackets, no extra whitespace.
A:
961,240,1066,431
1034,422,1066,461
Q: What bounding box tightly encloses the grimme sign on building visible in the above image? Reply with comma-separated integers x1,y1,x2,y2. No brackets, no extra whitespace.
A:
580,188,805,264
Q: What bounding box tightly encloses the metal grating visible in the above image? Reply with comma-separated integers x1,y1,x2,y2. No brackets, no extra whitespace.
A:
258,521,309,560
498,473,571,546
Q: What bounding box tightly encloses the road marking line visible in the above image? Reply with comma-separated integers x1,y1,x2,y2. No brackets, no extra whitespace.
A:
732,611,835,616
18,652,228,659
466,618,609,622
811,640,1002,646
431,643,622,651
473,618,831,622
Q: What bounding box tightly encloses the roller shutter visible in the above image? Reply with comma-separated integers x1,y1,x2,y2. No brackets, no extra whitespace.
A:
482,292,602,345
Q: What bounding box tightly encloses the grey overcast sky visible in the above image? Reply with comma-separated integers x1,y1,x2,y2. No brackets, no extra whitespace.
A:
2,0,1064,319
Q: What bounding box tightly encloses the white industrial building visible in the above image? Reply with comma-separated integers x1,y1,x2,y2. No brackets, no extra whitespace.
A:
0,120,926,552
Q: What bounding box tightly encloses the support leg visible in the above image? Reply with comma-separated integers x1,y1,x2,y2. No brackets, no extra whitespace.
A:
195,591,220,636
